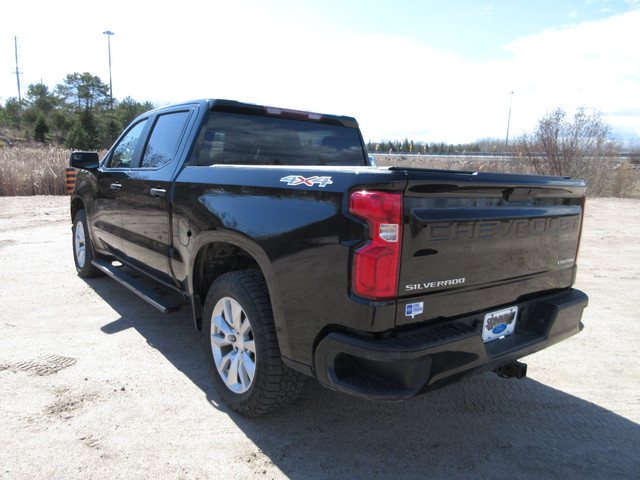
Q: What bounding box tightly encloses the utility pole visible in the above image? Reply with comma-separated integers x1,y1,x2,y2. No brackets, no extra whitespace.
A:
14,37,22,102
103,31,114,105
505,91,514,146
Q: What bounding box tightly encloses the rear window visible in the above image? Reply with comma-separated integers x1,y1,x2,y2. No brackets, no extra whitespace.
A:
141,111,191,169
192,112,366,166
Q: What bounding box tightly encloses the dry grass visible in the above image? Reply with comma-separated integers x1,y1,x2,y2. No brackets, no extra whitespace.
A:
0,146,71,196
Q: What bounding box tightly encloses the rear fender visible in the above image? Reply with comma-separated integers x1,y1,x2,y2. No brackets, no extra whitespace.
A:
187,230,292,358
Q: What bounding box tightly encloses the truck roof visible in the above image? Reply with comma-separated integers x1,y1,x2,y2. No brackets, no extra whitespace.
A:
149,98,360,129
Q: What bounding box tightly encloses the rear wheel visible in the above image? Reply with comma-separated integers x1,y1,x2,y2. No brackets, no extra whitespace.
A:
72,210,103,278
203,270,306,416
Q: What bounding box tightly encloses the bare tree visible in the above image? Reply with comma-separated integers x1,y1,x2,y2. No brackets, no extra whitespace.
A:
518,107,619,192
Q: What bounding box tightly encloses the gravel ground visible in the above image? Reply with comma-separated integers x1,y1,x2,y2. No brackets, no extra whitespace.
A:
0,195,639,480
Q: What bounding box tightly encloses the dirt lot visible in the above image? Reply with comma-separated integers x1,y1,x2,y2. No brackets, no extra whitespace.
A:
1,196,639,480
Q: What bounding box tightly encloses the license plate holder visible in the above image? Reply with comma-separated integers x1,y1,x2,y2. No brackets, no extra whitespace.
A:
482,306,518,343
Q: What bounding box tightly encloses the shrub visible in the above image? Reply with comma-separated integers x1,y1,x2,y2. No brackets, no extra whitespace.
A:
516,107,619,196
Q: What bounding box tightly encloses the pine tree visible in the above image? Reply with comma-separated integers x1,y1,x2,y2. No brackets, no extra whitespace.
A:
65,122,93,150
33,114,49,143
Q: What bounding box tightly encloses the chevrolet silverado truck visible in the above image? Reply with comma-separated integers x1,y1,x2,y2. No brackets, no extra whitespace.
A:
69,99,588,416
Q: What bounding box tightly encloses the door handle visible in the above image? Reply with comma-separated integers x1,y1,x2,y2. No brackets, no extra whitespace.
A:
110,183,122,191
150,187,166,199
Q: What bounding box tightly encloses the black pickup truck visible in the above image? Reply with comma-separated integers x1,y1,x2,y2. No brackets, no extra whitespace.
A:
70,99,588,416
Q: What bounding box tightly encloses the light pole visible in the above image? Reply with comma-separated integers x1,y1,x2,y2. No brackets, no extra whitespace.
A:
505,91,514,147
14,37,22,102
103,31,114,105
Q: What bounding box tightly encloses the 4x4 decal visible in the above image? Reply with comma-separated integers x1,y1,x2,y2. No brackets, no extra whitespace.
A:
280,175,333,187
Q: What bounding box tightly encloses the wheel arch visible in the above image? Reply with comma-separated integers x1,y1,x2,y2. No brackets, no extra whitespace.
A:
70,195,86,223
191,240,262,328
188,231,289,356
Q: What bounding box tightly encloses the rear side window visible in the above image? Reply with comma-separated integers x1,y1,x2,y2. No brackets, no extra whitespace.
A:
106,119,148,168
193,112,366,166
141,111,191,168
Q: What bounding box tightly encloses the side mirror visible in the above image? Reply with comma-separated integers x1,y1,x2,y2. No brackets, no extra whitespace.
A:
69,151,100,169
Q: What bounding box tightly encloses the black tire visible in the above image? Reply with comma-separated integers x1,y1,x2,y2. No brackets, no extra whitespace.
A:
203,270,306,417
72,210,103,278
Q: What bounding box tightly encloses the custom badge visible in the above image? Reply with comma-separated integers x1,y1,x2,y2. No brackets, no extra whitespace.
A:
280,175,333,187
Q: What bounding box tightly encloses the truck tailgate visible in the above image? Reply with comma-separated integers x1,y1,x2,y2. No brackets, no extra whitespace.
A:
397,168,586,326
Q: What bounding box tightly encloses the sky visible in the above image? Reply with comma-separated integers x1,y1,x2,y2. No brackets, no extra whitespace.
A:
1,0,639,145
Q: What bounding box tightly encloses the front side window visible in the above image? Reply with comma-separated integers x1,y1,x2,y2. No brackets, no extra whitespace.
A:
141,111,191,168
106,119,148,168
193,112,366,167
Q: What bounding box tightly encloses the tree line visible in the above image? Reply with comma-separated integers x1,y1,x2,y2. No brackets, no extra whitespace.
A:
367,138,502,154
0,72,153,150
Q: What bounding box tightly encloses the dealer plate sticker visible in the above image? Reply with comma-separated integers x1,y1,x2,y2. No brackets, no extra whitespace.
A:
405,302,424,319
482,306,518,343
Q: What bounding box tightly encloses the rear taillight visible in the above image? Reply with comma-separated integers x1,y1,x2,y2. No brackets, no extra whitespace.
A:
349,190,403,301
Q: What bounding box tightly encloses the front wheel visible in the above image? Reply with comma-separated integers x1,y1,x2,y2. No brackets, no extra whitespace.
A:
203,270,306,417
72,210,103,278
